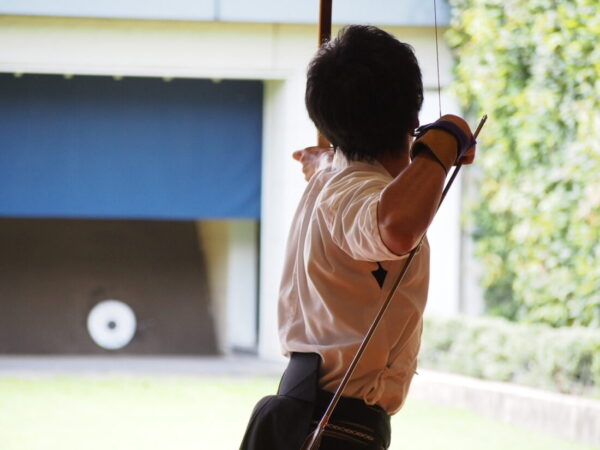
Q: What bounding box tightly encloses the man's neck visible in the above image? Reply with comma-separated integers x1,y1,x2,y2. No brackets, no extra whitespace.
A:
376,147,411,178
376,134,413,177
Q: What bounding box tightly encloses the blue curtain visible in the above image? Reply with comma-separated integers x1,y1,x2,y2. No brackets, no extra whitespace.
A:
0,74,262,219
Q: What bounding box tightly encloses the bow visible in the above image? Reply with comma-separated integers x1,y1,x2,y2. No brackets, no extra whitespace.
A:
317,0,332,148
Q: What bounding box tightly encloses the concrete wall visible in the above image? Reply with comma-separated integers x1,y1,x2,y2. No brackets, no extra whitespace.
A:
0,15,467,358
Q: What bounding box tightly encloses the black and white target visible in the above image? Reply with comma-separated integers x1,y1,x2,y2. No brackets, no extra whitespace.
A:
87,300,137,350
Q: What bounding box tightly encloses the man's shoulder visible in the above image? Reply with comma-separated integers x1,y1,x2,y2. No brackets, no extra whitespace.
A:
318,162,391,199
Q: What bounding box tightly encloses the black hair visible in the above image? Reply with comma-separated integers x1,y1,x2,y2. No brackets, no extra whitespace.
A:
305,25,423,162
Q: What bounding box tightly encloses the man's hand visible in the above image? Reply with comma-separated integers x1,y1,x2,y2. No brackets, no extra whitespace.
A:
292,146,334,181
448,114,476,165
458,140,476,165
411,114,476,173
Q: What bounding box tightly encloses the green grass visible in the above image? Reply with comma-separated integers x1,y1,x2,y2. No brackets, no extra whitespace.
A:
0,376,594,450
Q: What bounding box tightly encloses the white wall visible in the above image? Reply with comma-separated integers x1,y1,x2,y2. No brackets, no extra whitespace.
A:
0,16,464,358
198,221,259,354
420,93,464,318
227,221,259,350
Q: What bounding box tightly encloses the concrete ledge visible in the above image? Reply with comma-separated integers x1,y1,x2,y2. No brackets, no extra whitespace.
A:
410,369,600,447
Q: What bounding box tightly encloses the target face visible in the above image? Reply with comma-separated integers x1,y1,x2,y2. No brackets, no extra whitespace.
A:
87,300,137,350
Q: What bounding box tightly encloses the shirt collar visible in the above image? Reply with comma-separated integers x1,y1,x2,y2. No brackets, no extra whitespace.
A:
332,149,392,178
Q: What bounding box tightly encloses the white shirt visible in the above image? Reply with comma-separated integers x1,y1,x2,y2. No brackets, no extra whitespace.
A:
278,151,430,415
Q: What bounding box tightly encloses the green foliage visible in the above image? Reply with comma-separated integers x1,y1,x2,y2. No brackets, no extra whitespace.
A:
447,0,600,326
421,315,600,397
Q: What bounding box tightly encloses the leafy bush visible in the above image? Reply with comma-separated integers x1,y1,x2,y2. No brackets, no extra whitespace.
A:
447,0,600,326
420,315,600,397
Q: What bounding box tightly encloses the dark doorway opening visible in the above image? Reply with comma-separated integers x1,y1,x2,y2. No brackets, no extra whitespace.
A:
0,218,217,354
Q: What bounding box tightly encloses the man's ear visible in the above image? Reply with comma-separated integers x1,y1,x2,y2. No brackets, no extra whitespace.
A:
411,114,420,132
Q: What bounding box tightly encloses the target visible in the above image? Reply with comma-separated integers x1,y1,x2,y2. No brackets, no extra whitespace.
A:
87,300,137,350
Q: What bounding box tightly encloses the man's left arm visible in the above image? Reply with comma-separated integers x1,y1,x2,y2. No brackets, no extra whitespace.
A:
293,146,334,181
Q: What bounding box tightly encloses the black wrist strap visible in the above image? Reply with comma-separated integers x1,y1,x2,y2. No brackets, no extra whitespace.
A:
411,141,449,175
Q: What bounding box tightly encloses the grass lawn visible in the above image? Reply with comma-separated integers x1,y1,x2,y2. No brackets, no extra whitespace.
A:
0,376,594,450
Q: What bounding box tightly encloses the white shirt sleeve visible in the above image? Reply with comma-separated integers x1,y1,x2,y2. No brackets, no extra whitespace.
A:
319,169,408,262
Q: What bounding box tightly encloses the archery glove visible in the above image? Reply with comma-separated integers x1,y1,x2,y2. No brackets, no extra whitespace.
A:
410,114,476,175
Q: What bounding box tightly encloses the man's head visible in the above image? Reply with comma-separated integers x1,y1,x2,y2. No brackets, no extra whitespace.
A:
305,25,423,162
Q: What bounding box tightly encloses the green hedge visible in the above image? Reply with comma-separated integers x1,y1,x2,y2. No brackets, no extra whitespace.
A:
420,315,600,397
447,0,600,326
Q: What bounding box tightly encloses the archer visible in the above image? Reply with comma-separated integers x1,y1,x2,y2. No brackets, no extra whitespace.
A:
241,25,476,450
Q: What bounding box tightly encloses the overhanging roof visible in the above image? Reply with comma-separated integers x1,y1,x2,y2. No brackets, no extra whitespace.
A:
0,0,450,26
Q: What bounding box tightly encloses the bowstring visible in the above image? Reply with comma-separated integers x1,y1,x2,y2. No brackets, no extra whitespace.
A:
433,0,442,117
